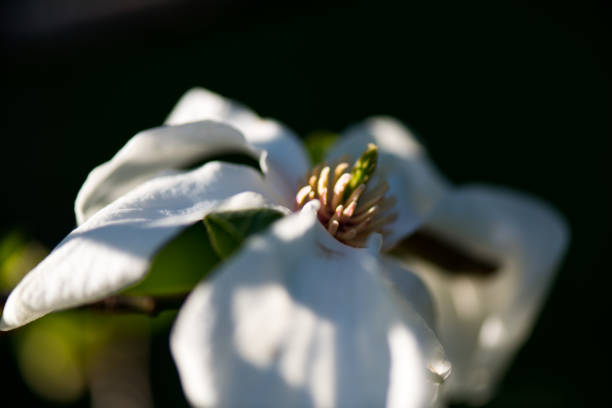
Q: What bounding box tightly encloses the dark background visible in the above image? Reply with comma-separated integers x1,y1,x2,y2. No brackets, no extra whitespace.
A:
1,1,610,406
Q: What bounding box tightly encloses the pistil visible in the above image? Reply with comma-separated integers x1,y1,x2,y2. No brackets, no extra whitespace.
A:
296,144,397,247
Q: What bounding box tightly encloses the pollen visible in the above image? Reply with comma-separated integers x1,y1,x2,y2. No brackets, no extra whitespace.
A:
295,144,397,247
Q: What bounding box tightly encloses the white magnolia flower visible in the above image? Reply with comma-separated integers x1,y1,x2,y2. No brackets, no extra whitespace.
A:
331,118,569,404
395,186,568,405
1,89,454,407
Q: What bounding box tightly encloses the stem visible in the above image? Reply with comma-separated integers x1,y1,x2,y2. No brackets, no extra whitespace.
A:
391,228,500,277
0,229,499,320
0,293,188,317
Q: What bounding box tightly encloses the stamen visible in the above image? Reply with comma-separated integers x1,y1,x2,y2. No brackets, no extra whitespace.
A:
356,181,389,213
337,227,358,241
377,196,397,213
333,162,349,185
295,144,396,247
329,205,344,226
332,173,351,210
327,219,340,235
317,166,331,207
364,213,398,233
342,184,366,220
308,165,321,190
349,205,378,224
296,185,313,207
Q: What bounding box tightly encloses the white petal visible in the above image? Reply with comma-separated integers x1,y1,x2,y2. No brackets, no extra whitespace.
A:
165,87,257,128
171,201,448,408
326,117,450,249
1,163,285,331
166,87,310,205
395,185,568,403
75,120,264,225
380,256,437,330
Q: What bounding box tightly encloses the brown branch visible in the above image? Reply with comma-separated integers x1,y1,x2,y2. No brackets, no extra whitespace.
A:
77,293,189,316
0,229,500,321
391,228,500,277
0,293,188,317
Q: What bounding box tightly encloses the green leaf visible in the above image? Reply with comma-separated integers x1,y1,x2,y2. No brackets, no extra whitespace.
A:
303,131,339,165
124,208,284,296
203,214,243,259
204,208,284,259
123,223,220,296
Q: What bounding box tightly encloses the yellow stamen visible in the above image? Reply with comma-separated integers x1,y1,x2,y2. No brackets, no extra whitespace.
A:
294,144,396,247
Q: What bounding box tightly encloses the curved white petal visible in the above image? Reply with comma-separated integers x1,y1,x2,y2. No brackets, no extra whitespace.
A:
326,117,450,249
1,163,285,330
171,201,448,408
75,120,265,225
380,256,437,330
394,185,569,404
165,87,257,128
166,87,310,206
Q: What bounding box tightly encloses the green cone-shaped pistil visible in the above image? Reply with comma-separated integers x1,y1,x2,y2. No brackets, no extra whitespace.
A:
343,143,378,201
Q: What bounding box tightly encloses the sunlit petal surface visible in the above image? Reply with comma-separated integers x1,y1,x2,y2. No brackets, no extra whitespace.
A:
395,185,569,404
1,162,283,330
326,117,450,249
166,87,310,206
75,120,265,225
171,201,448,408
379,256,437,330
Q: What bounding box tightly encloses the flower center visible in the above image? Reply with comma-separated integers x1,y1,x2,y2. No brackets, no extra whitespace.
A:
295,144,397,247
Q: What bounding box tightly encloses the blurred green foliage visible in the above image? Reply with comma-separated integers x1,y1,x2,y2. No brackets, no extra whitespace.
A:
0,230,47,291
123,223,220,296
1,206,285,405
125,208,284,296
304,131,339,165
204,209,285,259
